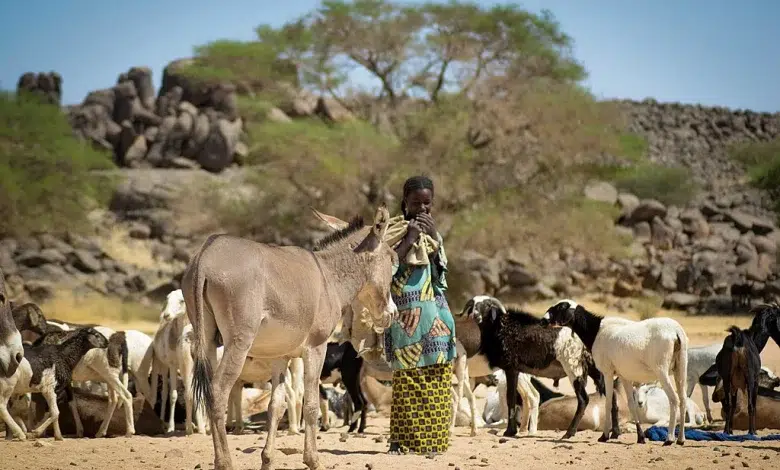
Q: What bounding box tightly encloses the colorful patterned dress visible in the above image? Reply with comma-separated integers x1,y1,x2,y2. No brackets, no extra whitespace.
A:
384,231,457,454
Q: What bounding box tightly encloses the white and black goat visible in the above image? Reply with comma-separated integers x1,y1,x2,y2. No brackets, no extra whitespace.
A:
463,295,618,439
1,327,108,440
318,341,368,433
542,299,688,446
32,326,135,437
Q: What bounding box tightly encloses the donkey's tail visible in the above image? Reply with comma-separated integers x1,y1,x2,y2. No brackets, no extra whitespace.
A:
191,235,220,414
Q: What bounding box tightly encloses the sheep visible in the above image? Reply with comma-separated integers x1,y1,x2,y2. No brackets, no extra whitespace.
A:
541,299,688,446
1,327,108,440
713,326,761,435
463,295,618,439
634,383,704,427
32,326,135,438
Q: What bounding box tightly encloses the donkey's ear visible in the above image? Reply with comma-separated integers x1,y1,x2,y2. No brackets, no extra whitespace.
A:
372,204,390,241
310,207,349,231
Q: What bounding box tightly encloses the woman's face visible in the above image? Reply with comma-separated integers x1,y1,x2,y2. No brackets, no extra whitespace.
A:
404,188,433,219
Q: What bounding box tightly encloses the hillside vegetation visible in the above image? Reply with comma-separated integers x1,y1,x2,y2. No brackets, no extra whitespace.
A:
180,0,684,257
0,91,114,237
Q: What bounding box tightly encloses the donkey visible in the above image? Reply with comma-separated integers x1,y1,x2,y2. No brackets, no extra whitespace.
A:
0,271,24,380
185,204,399,470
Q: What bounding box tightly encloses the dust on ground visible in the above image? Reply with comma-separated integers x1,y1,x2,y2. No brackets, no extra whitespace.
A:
3,296,780,470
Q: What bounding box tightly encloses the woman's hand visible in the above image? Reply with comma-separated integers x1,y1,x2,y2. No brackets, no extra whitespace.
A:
415,213,437,237
406,219,423,241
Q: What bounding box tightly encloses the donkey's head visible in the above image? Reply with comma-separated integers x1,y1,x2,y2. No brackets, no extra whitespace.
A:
353,204,399,329
0,271,24,378
161,289,186,322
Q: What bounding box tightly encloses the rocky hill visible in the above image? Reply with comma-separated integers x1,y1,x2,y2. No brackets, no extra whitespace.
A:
4,67,780,315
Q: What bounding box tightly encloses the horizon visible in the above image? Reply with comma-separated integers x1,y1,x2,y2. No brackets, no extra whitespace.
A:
1,0,779,113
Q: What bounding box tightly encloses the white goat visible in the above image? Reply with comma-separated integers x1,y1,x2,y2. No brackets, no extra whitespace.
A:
542,299,689,446
142,289,206,435
684,341,722,423
634,383,704,427
227,356,304,434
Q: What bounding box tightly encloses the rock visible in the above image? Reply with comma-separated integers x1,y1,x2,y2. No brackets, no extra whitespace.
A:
633,221,652,242
16,249,66,268
71,250,102,273
617,193,640,214
679,208,710,239
650,217,675,249
627,199,667,225
128,222,152,240
662,292,700,309
584,181,618,205
267,107,292,123
501,261,537,288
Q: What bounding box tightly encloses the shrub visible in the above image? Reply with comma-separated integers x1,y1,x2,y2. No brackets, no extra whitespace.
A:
0,91,114,237
729,139,780,212
612,163,697,207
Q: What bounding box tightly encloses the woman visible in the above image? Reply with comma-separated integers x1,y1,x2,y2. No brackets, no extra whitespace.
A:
384,175,457,456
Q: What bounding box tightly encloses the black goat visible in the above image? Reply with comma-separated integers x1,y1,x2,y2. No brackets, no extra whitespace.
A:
319,341,368,433
464,295,618,439
731,282,754,311
747,303,780,353
715,326,761,435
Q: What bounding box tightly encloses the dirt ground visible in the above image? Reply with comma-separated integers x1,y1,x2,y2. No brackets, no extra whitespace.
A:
3,298,780,470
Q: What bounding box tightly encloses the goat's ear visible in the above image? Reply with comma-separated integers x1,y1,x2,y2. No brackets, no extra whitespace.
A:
310,207,349,231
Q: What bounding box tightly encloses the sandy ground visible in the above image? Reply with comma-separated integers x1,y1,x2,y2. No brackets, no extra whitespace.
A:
3,300,780,469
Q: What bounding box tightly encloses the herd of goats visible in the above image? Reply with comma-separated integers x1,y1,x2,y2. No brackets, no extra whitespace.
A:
2,205,780,470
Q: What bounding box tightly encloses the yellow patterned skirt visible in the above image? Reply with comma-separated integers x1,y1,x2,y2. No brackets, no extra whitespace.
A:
390,362,453,454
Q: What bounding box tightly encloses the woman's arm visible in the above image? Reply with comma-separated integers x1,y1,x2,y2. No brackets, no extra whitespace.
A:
431,234,449,292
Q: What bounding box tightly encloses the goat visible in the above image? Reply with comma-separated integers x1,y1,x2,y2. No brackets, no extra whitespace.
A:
139,289,207,435
542,299,688,446
318,385,350,429
683,341,725,423
747,303,780,353
714,385,780,430
318,341,368,433
226,355,304,435
464,295,617,439
634,383,704,427
482,370,560,426
713,326,761,435
731,282,754,311
1,327,108,440
32,325,135,438
482,373,633,433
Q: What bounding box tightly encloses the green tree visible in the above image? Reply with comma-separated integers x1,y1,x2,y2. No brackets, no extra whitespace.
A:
189,0,631,257
0,91,114,237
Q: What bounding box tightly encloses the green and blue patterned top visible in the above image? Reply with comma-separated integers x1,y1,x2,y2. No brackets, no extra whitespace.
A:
384,232,457,370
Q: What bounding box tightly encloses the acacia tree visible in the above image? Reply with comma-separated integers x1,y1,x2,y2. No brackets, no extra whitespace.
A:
193,0,632,256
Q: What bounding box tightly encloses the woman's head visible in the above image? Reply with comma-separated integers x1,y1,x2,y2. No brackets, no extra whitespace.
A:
401,175,434,219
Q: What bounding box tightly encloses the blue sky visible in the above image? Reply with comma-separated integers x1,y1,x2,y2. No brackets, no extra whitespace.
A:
1,0,778,111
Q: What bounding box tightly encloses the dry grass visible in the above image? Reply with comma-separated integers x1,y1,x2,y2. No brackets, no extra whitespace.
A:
38,289,160,336
98,226,178,272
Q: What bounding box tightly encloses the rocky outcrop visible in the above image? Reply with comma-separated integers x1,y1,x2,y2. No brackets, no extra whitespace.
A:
62,66,247,172
16,71,62,106
619,99,780,218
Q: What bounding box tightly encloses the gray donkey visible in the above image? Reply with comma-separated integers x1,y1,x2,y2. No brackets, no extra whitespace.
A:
184,204,399,470
0,270,25,379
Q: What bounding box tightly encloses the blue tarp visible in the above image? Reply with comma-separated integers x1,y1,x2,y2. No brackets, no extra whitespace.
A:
645,425,780,442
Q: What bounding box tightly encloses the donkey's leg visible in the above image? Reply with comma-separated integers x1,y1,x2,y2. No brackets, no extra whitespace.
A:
262,360,293,470
210,339,253,470
302,344,328,470
0,395,26,441
180,355,197,436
